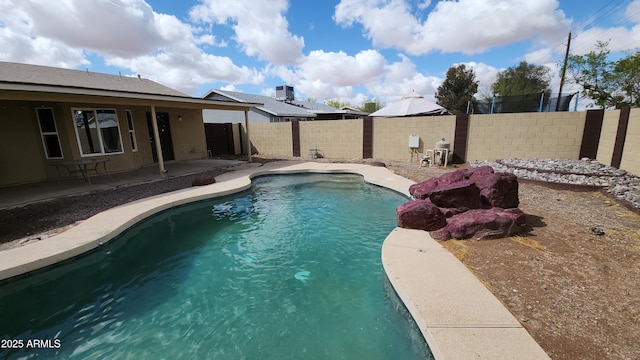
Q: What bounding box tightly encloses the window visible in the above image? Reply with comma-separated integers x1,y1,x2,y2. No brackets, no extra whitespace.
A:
36,108,63,159
125,110,138,151
73,108,123,155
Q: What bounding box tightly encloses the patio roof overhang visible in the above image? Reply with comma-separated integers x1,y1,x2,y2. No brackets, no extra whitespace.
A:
0,83,263,111
0,82,263,173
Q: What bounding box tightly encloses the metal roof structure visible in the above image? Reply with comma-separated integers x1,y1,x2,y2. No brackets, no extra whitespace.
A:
370,91,449,117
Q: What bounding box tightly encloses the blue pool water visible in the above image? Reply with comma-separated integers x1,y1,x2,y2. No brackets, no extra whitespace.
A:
0,174,432,359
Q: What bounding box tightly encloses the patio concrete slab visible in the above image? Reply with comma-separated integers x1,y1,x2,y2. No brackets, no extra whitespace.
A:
0,160,550,359
0,158,246,210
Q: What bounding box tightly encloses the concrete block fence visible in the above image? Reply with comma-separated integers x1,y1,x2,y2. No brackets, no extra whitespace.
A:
241,107,640,176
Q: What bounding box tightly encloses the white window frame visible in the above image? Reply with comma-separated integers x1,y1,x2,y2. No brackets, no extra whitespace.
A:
125,110,138,152
36,107,64,159
72,108,124,156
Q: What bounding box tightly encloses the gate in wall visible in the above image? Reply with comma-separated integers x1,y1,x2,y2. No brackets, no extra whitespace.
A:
204,123,234,156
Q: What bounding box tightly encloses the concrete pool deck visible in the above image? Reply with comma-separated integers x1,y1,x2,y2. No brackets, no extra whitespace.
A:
0,161,549,359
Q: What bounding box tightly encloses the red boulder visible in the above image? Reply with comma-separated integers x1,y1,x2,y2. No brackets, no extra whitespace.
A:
396,199,447,231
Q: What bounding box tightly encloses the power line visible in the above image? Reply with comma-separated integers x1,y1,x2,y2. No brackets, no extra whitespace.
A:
572,0,632,32
570,0,636,54
528,0,635,65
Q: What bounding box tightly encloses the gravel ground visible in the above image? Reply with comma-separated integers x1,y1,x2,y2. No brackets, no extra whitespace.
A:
470,158,640,210
0,165,247,246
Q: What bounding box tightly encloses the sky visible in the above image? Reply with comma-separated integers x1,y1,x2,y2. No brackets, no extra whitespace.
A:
1,0,640,109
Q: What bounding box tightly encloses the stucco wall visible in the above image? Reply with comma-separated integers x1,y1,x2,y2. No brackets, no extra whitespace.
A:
0,102,47,186
372,116,456,161
300,119,362,159
466,112,586,161
620,107,640,175
0,101,210,187
163,108,208,161
596,109,621,165
250,122,293,157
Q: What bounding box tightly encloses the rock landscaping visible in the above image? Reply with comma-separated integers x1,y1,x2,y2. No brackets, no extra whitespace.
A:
396,166,526,240
470,158,640,210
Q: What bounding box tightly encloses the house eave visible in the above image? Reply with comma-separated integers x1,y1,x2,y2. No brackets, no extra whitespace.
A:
0,83,263,111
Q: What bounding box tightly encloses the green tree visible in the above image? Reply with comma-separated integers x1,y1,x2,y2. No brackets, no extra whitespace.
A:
614,51,640,107
491,61,551,96
567,41,619,108
435,64,478,114
359,98,385,113
326,99,349,108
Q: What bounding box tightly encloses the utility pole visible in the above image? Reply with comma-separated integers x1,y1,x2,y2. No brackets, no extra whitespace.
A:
556,32,572,111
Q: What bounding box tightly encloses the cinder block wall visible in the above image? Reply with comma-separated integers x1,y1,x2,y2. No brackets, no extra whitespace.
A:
300,119,362,159
249,122,292,157
246,109,639,177
372,116,456,161
620,108,640,175
465,112,586,161
596,109,621,165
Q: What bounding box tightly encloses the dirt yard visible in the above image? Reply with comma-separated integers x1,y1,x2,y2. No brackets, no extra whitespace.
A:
385,161,640,360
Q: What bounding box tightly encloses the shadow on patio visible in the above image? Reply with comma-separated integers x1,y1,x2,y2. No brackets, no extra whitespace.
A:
0,158,248,210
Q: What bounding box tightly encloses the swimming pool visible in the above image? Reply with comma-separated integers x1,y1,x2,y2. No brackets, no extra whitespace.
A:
0,173,432,359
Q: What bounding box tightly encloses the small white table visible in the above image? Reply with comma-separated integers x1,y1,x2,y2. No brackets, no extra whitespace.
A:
50,158,109,185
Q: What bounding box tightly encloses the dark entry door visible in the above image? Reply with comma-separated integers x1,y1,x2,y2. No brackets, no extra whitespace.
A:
204,123,234,156
146,112,175,162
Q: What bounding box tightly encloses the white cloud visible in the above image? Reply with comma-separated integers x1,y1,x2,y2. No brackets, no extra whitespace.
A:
10,0,167,57
570,26,640,55
106,11,264,94
0,26,88,68
275,49,387,101
366,54,440,102
189,0,304,65
220,84,239,92
459,61,500,95
289,52,442,104
298,50,386,87
0,0,265,95
626,0,640,20
297,79,356,101
335,0,571,55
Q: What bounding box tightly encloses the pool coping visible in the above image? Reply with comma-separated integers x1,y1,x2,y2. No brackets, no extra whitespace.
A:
0,161,550,359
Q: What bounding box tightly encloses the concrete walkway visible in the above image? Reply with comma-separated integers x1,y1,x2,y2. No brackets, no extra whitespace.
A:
0,161,550,359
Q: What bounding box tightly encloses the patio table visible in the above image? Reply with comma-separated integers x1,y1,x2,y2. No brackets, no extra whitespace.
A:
50,158,109,185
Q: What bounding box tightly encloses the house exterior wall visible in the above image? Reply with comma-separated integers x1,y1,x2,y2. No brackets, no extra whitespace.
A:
465,112,586,161
160,108,208,161
204,109,271,124
372,115,456,161
0,100,208,187
0,102,47,185
620,107,640,175
299,119,362,159
596,109,621,165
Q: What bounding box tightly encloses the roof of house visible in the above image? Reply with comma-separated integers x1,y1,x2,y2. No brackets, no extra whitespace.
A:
204,89,316,118
204,89,369,118
0,61,261,110
0,61,187,97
